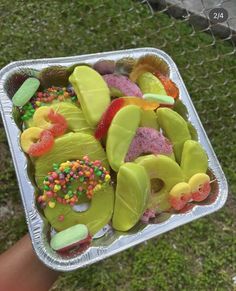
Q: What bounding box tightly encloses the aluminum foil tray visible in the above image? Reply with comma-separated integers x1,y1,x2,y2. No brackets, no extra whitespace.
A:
0,48,228,271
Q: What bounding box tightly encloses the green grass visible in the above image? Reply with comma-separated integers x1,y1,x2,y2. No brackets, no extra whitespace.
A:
0,0,235,290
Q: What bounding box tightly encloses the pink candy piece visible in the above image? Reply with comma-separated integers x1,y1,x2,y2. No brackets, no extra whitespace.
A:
103,74,143,98
125,127,173,162
58,215,64,222
141,209,156,223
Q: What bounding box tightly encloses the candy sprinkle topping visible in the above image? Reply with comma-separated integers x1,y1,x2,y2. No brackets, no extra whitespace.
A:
37,156,111,208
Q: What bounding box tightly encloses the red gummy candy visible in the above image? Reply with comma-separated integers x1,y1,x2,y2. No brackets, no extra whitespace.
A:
155,72,179,99
169,193,192,211
192,182,211,202
48,109,68,137
95,98,125,139
28,130,54,157
178,203,195,214
57,235,92,256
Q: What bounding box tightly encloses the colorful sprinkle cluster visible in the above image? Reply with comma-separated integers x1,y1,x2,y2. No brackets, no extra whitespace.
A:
37,156,111,209
32,86,77,106
21,86,77,121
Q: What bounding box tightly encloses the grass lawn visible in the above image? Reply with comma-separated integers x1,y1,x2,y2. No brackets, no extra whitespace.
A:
0,0,235,290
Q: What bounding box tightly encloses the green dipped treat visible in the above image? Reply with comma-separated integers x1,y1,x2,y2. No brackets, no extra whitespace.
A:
135,154,184,211
35,132,109,187
50,224,89,251
50,103,93,134
180,140,208,181
156,108,191,163
109,86,124,97
187,122,198,141
140,109,159,130
173,99,188,120
143,93,175,105
106,105,141,172
24,102,93,134
112,163,150,231
69,66,110,127
44,185,114,234
137,72,167,95
12,77,40,107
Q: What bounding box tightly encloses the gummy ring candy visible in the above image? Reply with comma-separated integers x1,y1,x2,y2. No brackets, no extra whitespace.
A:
37,155,111,208
189,173,211,202
20,127,54,157
103,74,143,97
125,127,173,162
168,182,192,210
33,106,67,137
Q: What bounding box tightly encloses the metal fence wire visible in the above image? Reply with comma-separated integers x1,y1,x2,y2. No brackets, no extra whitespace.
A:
140,0,236,196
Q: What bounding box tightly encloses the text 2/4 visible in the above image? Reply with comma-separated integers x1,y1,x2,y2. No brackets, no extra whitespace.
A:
213,12,224,20
209,8,228,23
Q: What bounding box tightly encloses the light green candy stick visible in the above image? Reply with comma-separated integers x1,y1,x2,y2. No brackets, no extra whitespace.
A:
106,105,141,172
12,78,40,107
50,224,88,251
143,93,175,105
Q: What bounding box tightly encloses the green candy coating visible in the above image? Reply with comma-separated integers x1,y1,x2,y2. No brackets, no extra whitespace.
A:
69,66,110,127
44,185,114,234
35,132,114,235
35,132,109,187
180,140,208,181
50,102,93,134
12,77,40,107
50,224,88,251
106,105,141,172
109,86,124,97
187,122,198,141
112,163,150,231
173,99,188,120
135,154,184,211
137,72,167,95
143,93,174,105
156,108,191,163
140,109,159,130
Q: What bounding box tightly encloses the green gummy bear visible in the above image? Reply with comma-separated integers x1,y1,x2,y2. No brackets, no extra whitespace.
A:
35,132,109,187
44,184,114,235
156,108,191,164
106,105,141,172
181,140,208,181
69,66,110,127
112,162,150,231
140,109,159,130
135,154,184,211
137,72,167,95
